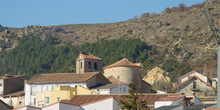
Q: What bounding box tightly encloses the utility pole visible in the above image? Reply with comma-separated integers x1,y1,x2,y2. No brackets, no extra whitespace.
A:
204,7,220,108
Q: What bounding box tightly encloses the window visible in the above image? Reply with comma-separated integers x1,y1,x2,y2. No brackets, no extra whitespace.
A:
88,62,91,69
52,86,55,90
117,76,120,80
41,86,44,92
193,82,197,89
94,62,97,69
124,87,126,92
120,87,121,91
19,101,22,105
81,62,83,69
31,86,37,95
181,93,185,95
34,98,36,106
46,86,49,91
38,101,44,107
205,93,208,96
44,97,50,104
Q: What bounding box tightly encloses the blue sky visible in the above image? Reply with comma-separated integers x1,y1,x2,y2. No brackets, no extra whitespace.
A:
0,0,205,28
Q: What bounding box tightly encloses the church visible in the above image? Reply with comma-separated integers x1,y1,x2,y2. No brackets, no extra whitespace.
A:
76,52,152,93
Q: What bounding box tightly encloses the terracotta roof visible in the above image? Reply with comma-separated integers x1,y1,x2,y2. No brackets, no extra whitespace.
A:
107,76,124,84
65,94,170,106
80,96,115,106
171,75,217,92
76,53,102,61
103,58,142,69
1,75,29,80
27,72,100,84
156,95,185,102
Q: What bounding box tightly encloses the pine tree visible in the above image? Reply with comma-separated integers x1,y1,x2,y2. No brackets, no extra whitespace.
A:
120,83,148,110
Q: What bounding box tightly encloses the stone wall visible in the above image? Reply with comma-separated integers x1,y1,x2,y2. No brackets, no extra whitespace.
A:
104,66,142,91
3,76,29,95
175,78,216,96
76,59,102,73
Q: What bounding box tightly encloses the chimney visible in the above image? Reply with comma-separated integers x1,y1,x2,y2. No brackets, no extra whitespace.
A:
212,79,217,89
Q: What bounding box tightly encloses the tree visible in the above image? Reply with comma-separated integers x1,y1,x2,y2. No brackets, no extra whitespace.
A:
120,83,148,110
140,13,150,18
178,3,186,12
150,12,157,16
164,7,171,13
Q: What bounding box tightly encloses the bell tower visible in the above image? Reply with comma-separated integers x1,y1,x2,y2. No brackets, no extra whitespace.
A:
76,52,102,73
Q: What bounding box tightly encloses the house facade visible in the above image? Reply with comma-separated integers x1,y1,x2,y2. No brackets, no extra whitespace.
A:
35,86,76,107
171,75,217,97
0,74,29,108
154,95,185,108
35,85,98,107
81,97,119,110
25,72,110,106
178,70,211,84
12,105,41,110
0,74,29,96
90,83,130,94
41,102,80,110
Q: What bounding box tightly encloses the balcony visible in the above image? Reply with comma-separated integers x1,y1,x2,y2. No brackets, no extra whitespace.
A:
190,85,200,91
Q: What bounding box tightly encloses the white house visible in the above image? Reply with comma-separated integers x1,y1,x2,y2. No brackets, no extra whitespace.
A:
19,94,179,110
25,72,110,106
90,83,130,94
12,105,41,110
178,70,211,84
41,102,80,110
16,97,118,110
154,95,185,109
81,97,119,110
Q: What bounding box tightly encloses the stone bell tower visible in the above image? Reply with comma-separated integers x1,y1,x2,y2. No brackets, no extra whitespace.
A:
76,52,102,73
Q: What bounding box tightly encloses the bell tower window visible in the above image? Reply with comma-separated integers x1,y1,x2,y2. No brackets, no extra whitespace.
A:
94,62,97,69
88,62,91,69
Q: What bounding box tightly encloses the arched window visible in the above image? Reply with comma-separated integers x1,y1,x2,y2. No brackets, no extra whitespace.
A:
94,62,97,69
88,62,91,69
81,62,82,69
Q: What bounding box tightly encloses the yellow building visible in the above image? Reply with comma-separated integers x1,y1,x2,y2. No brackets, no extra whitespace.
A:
77,85,98,95
35,86,97,107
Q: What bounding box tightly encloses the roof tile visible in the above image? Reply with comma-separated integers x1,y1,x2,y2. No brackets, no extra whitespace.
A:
103,58,142,69
76,53,102,61
65,94,171,106
107,76,124,84
27,72,100,84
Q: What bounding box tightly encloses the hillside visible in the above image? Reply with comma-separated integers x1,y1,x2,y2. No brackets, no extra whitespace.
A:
0,1,219,81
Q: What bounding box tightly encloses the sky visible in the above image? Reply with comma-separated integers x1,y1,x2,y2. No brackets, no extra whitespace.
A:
0,0,205,28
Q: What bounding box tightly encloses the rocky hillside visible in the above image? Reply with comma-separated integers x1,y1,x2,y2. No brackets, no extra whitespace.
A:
143,67,170,85
0,1,220,77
